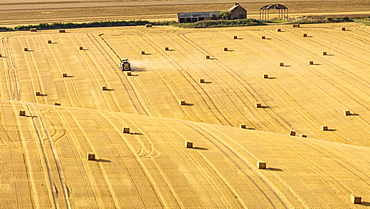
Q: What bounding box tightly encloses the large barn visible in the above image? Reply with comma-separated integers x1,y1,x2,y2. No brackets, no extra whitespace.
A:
228,3,247,19
177,3,247,23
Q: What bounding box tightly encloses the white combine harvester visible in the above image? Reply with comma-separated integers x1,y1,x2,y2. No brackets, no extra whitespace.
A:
120,58,131,71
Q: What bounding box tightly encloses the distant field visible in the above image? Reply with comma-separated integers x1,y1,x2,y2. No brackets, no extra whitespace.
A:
0,0,369,25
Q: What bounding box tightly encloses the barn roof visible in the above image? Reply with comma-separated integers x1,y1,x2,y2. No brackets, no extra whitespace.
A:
260,4,288,10
228,3,246,12
177,11,221,18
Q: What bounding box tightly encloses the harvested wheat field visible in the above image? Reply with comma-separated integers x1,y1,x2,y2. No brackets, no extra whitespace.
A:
1,22,370,207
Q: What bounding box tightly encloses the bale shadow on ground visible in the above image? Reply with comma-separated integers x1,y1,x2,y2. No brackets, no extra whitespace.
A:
191,147,208,150
266,167,283,171
130,132,143,136
95,158,111,163
25,115,37,118
361,202,370,206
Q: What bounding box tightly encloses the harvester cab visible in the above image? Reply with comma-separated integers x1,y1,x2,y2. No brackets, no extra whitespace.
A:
120,58,131,71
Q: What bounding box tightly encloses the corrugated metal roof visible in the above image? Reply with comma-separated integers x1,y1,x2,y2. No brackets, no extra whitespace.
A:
260,4,288,10
177,11,221,18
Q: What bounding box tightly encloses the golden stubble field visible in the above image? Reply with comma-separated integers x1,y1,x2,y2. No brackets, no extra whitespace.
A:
1,22,370,208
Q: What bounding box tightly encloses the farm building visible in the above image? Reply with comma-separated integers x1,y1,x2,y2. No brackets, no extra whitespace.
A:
228,3,247,19
177,3,247,23
177,11,221,23
260,4,288,20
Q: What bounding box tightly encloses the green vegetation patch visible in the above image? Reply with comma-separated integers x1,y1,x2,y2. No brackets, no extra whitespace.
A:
289,16,353,25
352,17,370,26
174,19,265,28
0,15,368,32
13,20,176,31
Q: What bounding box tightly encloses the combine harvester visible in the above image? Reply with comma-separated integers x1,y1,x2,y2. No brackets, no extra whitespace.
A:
120,58,131,71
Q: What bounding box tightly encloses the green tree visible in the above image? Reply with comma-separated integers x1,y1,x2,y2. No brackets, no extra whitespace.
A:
219,11,231,20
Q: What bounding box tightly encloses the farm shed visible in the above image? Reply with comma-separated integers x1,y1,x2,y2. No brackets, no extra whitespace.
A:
260,4,288,20
228,3,247,19
177,11,221,23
